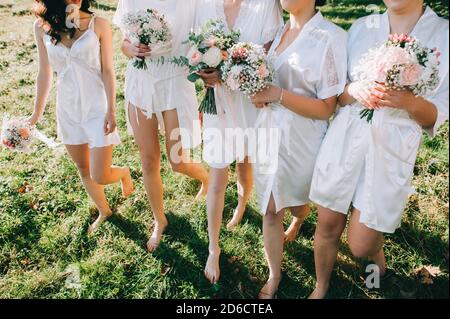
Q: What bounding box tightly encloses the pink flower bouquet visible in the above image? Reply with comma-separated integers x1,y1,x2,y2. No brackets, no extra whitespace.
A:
1,115,58,153
172,19,240,115
352,34,441,123
221,42,274,96
122,9,172,70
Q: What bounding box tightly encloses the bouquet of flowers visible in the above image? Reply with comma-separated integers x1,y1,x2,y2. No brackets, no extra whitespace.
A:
1,115,59,153
352,34,441,123
172,19,240,114
221,42,274,97
122,8,172,70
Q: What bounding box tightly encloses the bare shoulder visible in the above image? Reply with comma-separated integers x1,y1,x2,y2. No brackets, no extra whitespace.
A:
94,16,112,32
33,19,45,37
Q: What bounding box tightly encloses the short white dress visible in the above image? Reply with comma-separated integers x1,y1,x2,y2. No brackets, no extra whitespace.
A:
44,15,121,148
195,0,283,168
252,12,348,214
113,0,201,149
310,7,449,233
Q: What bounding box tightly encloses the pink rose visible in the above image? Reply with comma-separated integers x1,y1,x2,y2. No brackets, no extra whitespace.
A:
188,47,203,66
387,47,412,66
204,36,217,48
18,127,31,139
374,61,389,82
400,63,422,86
226,76,240,91
257,64,269,79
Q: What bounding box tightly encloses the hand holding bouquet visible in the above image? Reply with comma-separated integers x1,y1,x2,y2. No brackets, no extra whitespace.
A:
122,9,172,70
352,34,441,123
221,42,274,97
1,114,58,153
172,19,240,114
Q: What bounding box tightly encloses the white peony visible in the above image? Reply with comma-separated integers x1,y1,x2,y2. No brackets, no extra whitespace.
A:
202,46,223,68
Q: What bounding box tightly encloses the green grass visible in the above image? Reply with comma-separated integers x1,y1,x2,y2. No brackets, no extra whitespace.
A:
0,0,448,299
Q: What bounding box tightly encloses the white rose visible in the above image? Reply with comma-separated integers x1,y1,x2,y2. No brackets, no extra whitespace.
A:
202,46,223,68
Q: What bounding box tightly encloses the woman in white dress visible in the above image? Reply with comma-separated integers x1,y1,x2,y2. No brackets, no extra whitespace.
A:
309,0,449,299
114,0,209,252
30,0,134,234
195,0,283,284
250,0,347,298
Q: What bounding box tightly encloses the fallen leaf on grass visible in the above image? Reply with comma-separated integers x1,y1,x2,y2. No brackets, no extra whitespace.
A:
160,265,171,276
415,265,442,285
228,256,238,263
18,182,32,194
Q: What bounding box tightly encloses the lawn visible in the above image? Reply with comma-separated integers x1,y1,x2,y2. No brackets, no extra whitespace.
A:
0,0,448,299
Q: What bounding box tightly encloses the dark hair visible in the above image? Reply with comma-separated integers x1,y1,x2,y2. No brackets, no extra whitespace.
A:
316,0,327,6
34,0,94,44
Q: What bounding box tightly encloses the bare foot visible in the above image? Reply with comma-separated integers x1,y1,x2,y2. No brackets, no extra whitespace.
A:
204,249,221,284
226,205,245,231
88,210,113,235
258,276,282,299
369,249,387,276
308,285,328,299
146,219,168,253
284,218,303,243
195,181,208,201
121,168,134,198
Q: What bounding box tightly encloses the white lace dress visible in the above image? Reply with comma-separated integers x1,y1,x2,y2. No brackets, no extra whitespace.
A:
44,15,121,148
113,0,201,149
195,0,283,168
252,12,348,214
310,7,449,233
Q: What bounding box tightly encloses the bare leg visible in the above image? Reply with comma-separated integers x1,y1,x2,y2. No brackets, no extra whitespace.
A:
162,109,209,200
227,157,253,230
309,205,347,299
128,104,167,252
65,144,112,235
204,167,229,284
284,204,310,243
89,145,134,198
259,195,284,299
348,209,386,275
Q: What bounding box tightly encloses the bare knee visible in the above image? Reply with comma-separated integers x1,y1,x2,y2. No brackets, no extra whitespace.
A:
208,180,227,196
264,211,282,227
348,238,382,259
141,154,160,176
348,242,372,259
316,214,345,241
74,163,90,179
170,161,188,174
90,169,109,185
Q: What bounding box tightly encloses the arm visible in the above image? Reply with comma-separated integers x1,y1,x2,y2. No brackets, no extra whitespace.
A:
376,88,438,128
29,20,53,125
96,17,117,135
251,84,338,120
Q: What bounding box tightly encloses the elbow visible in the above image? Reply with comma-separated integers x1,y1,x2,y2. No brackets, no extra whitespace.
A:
318,105,337,120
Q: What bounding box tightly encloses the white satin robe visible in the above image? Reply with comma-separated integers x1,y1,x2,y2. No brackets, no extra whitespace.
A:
195,0,283,168
113,0,201,149
310,7,449,233
253,12,348,214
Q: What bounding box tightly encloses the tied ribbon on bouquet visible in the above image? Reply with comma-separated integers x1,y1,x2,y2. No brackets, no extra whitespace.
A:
122,8,172,70
171,19,240,115
1,114,60,153
352,33,441,123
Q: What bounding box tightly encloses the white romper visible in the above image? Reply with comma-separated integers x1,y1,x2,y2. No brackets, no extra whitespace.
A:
113,0,201,149
252,12,348,214
195,0,283,168
310,7,449,233
44,15,121,148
